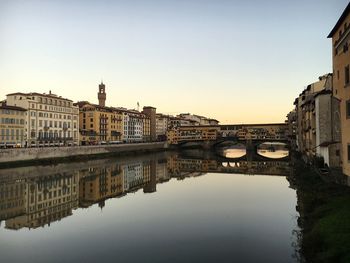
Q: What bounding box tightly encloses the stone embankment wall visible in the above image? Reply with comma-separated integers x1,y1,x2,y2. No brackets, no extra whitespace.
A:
0,142,168,164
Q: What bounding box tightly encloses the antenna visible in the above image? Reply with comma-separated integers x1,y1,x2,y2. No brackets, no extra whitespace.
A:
137,102,140,111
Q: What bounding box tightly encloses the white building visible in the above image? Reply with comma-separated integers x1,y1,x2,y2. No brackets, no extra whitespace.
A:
122,162,143,191
122,110,144,143
6,91,79,146
156,114,169,140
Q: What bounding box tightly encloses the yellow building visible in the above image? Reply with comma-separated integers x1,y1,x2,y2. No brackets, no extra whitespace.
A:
0,103,27,147
167,125,220,144
79,164,124,208
76,102,123,145
328,3,350,175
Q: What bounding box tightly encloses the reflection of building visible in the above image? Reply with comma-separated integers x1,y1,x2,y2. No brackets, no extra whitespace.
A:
328,3,350,175
0,103,27,147
6,91,79,146
123,161,151,191
79,165,124,208
0,179,26,221
0,152,295,231
155,159,170,183
5,173,79,230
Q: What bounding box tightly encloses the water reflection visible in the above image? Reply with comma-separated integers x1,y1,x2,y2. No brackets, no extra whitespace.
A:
222,145,246,158
0,153,293,230
258,142,289,159
0,152,299,263
218,143,289,162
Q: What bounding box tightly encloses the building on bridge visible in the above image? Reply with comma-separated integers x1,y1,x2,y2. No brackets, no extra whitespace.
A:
167,125,220,144
219,123,288,141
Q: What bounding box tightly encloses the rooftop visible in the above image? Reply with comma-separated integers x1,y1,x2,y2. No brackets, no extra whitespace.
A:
328,2,350,38
0,104,27,111
7,92,73,102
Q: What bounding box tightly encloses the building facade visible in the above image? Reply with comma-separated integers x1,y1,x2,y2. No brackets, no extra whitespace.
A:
328,3,350,175
142,106,156,141
76,102,123,145
122,110,145,143
0,103,27,147
6,92,79,147
177,113,219,126
155,114,169,141
167,125,220,144
289,74,341,168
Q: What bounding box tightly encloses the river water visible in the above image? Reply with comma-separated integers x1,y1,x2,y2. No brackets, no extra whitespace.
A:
0,149,299,263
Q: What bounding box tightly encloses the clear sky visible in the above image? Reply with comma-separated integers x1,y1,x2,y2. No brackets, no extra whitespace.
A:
0,0,348,123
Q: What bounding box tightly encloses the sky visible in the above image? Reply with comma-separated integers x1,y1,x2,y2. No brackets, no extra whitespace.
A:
0,0,348,124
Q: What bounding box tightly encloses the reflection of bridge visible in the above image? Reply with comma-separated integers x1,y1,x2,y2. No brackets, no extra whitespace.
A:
168,157,291,176
215,149,289,162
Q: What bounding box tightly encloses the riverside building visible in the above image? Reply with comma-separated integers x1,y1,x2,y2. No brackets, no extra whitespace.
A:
156,113,169,141
77,82,152,144
0,103,27,147
122,110,150,143
290,74,341,168
76,101,123,145
328,2,350,175
5,91,79,147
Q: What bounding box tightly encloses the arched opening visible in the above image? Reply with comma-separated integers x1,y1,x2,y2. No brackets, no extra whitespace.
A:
220,143,246,159
257,142,289,159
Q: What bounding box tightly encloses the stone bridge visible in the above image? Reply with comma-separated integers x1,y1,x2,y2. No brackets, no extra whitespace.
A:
172,123,289,149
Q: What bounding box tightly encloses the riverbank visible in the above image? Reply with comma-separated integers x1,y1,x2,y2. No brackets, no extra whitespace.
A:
291,155,350,262
0,142,169,168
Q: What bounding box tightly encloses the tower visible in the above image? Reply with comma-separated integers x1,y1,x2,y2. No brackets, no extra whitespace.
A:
142,106,157,141
98,82,106,107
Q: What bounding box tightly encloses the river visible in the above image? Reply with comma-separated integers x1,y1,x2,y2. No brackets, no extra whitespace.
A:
0,148,300,263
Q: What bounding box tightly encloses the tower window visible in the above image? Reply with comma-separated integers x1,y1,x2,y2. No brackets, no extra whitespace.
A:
346,100,350,119
345,65,350,85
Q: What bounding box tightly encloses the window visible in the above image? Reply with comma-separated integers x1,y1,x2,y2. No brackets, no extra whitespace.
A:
347,100,350,119
345,65,350,85
348,145,350,161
